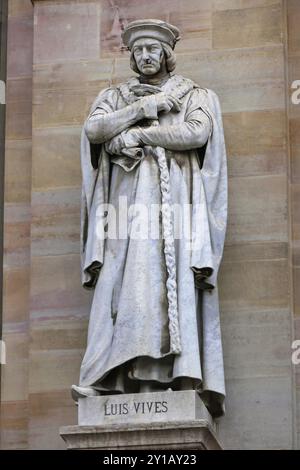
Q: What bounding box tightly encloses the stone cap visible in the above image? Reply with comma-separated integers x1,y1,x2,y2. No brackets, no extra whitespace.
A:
122,19,181,50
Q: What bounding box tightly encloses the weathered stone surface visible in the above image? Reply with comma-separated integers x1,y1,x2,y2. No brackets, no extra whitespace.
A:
33,2,100,64
294,318,300,448
9,0,33,17
288,18,300,446
219,258,289,312
224,110,286,158
3,203,31,268
213,0,280,10
222,241,287,264
219,242,289,312
287,0,300,57
219,304,293,449
220,308,292,380
219,375,293,449
31,188,80,256
222,106,286,179
30,348,83,395
1,0,33,451
32,127,81,190
3,266,30,324
30,319,88,352
212,5,282,49
30,254,91,321
7,15,33,79
6,79,32,140
100,0,212,58
227,174,287,243
33,59,113,91
293,267,300,316
290,118,300,181
29,390,77,450
0,400,28,450
4,140,32,203
1,332,28,402
61,421,221,450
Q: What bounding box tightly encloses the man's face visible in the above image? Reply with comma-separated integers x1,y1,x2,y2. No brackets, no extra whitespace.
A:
132,38,164,75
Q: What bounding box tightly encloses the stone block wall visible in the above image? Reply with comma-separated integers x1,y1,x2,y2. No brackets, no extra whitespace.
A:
0,0,33,449
1,0,299,449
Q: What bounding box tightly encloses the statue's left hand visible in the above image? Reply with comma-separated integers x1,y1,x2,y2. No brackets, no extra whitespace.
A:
106,128,142,155
194,267,214,292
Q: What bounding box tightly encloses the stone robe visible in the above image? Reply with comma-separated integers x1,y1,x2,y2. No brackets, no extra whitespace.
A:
79,74,227,418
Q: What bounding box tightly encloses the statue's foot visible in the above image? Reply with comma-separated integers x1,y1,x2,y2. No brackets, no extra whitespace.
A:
71,384,100,402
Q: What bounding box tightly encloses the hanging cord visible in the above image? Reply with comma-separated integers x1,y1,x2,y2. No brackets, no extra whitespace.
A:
155,145,181,354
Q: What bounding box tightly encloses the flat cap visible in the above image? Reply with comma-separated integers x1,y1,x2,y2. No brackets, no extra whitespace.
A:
122,19,181,50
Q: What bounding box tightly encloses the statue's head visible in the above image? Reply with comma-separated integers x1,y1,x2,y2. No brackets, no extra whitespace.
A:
122,19,181,76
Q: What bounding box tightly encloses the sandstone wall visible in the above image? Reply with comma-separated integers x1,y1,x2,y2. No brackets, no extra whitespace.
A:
1,0,299,449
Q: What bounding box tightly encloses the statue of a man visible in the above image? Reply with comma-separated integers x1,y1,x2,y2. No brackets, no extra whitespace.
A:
72,19,227,418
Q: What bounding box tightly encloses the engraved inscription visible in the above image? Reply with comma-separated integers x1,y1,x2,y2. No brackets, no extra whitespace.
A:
104,400,168,416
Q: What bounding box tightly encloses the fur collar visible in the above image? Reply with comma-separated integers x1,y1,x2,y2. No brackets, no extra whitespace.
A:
117,74,199,104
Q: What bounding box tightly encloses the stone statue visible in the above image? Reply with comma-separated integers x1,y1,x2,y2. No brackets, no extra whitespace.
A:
72,19,227,418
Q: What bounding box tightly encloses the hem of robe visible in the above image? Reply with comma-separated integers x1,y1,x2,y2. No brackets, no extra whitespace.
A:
80,354,225,418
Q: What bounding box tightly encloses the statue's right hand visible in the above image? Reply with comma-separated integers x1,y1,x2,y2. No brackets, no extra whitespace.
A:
154,92,181,113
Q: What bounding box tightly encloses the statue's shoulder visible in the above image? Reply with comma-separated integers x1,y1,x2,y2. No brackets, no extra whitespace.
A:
187,83,222,112
89,85,122,114
90,77,141,113
168,75,216,104
198,88,222,115
200,87,221,102
93,85,119,103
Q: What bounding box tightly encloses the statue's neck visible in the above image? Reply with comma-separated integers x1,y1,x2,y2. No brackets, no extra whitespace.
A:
139,72,171,87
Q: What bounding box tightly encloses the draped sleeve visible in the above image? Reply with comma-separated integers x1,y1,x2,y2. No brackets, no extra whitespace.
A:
80,88,118,288
191,89,228,288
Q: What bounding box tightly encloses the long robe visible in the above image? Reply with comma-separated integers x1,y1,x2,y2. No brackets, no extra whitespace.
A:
79,74,227,418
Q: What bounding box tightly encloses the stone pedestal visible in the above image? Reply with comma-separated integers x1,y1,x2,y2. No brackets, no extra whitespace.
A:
60,391,222,450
